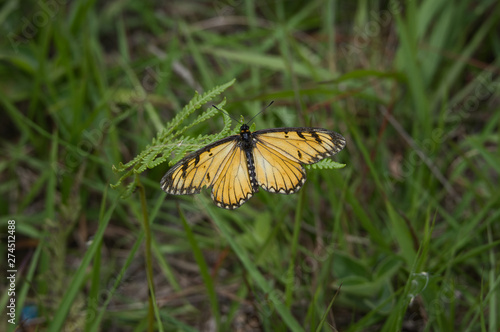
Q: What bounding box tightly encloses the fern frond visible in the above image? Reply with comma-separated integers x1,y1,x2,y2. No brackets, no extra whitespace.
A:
120,180,137,199
111,79,236,190
306,159,346,170
145,153,169,169
156,79,235,141
110,168,134,188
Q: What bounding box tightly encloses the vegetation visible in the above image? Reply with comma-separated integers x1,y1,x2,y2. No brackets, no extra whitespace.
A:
1,0,499,331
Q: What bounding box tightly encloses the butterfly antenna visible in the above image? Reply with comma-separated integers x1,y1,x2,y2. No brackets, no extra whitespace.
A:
246,101,274,124
212,104,240,122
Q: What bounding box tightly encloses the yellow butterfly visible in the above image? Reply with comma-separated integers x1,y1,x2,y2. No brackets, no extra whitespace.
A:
161,123,346,209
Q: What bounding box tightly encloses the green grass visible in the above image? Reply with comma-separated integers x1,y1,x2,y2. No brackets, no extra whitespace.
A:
1,0,499,331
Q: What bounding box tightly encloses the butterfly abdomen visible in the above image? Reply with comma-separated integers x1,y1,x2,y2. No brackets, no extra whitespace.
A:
245,148,259,192
239,124,259,192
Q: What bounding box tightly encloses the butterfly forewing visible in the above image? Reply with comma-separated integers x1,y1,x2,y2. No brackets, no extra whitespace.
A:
252,128,345,194
160,137,239,195
253,128,346,165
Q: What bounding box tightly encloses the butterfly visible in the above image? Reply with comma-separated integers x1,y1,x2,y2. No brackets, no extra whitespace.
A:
161,123,346,209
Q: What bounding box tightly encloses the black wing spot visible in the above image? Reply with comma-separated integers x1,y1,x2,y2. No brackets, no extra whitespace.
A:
311,132,322,143
207,172,211,181
181,163,189,178
297,150,302,159
297,132,306,139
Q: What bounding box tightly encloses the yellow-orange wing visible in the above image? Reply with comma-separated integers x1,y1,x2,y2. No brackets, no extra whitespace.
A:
209,143,256,209
252,128,346,194
160,136,254,209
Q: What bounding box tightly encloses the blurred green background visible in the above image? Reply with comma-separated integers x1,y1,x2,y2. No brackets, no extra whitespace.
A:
1,0,499,331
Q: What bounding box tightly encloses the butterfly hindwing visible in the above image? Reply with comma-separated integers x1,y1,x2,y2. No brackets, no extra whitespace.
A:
210,143,254,209
253,141,306,194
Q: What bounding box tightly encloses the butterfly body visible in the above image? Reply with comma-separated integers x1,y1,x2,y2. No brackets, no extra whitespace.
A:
239,124,260,192
161,124,346,209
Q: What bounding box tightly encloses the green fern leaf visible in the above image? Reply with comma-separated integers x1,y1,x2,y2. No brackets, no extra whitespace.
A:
110,79,236,191
306,159,346,170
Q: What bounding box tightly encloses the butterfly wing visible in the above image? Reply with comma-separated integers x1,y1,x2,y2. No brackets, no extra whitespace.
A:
161,126,345,208
210,143,255,209
252,128,346,194
160,136,254,209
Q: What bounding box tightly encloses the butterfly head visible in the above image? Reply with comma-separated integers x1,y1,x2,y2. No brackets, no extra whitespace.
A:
240,123,250,133
239,123,252,142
